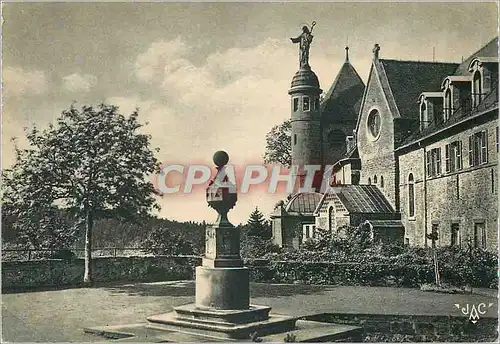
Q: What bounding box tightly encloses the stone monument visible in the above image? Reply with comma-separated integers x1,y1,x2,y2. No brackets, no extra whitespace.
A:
145,151,298,340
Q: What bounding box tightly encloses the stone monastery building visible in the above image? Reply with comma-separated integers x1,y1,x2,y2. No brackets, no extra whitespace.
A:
271,37,498,252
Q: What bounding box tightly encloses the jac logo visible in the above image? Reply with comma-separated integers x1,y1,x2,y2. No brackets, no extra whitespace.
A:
454,303,494,323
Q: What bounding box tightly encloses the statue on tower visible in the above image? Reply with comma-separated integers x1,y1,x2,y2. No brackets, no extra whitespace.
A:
290,21,316,69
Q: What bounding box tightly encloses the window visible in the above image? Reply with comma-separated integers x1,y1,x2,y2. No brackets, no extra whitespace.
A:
368,177,371,185
380,176,384,188
473,71,482,107
311,97,319,111
405,238,410,245
293,134,297,145
445,141,462,173
468,130,488,167
450,223,460,247
408,173,415,218
367,110,381,138
426,148,441,177
303,96,310,111
420,101,427,126
430,223,439,247
302,224,316,240
373,175,377,184
444,89,452,121
328,206,334,231
473,222,486,249
293,98,299,112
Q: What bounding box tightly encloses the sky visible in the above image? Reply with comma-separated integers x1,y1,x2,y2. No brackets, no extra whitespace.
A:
2,2,498,225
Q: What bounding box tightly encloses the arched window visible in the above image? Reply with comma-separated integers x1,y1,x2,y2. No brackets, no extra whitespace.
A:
473,71,482,107
373,175,378,184
420,101,427,130
368,177,371,185
380,176,384,188
444,89,452,121
328,206,334,231
408,173,415,218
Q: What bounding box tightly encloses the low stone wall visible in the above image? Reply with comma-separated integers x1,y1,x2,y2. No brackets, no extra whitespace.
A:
2,256,201,291
2,256,497,291
305,313,498,342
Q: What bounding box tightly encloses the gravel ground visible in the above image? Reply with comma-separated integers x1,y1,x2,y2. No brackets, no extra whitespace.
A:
2,281,497,342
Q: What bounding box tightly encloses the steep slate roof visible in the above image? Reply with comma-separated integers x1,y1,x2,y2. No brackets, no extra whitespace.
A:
397,37,499,149
321,51,365,124
379,59,458,120
453,36,498,76
316,185,395,214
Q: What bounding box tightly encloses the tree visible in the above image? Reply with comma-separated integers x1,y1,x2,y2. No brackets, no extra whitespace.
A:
246,207,271,239
2,103,160,285
263,120,291,167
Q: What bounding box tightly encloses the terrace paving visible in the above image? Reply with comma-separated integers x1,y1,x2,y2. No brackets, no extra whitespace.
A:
2,281,497,342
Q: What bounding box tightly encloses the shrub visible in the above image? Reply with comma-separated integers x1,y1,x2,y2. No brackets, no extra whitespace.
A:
141,225,195,256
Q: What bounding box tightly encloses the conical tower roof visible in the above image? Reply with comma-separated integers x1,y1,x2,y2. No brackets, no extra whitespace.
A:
321,47,365,123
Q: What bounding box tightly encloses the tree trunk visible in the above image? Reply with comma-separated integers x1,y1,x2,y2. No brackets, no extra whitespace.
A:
83,210,93,286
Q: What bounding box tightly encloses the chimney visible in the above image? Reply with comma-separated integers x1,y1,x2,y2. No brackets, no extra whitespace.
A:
372,44,380,60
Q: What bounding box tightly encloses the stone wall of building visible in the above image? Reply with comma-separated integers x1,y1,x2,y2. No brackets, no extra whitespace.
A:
357,66,398,208
398,147,426,246
398,114,498,251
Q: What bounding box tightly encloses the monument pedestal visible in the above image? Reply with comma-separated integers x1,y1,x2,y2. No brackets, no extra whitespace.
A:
195,266,249,310
143,222,298,340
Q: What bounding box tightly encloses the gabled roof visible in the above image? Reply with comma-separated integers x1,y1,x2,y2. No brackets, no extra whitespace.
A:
315,185,395,215
454,36,498,76
379,59,458,120
321,52,365,124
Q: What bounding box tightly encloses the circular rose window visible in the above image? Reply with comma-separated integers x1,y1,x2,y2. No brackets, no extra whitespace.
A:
367,110,381,138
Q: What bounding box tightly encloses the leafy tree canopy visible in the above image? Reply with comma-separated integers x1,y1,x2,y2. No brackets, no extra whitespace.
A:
263,120,291,167
2,103,160,283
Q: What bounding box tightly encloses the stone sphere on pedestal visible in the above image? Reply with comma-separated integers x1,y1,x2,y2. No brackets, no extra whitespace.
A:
213,150,229,167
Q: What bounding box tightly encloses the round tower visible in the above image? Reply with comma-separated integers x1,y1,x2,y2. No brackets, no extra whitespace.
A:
288,65,323,190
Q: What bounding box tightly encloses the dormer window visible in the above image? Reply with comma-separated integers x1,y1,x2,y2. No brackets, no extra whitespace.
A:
469,57,497,106
303,96,310,112
418,92,441,129
443,89,452,121
420,101,427,130
473,71,482,107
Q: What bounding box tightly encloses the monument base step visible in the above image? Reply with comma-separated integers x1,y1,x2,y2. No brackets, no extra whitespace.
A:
84,319,363,342
171,303,272,325
147,311,297,339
